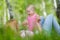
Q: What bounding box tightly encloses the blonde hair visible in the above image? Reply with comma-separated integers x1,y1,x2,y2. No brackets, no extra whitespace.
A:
26,5,35,11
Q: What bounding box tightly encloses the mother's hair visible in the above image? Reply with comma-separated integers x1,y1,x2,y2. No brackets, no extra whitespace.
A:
56,9,60,19
56,1,60,19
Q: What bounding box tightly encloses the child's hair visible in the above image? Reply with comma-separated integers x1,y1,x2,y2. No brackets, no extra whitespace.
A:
6,19,18,31
26,4,35,11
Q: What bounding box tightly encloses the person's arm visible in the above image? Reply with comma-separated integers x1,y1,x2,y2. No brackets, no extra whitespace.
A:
36,15,41,22
36,23,42,32
22,19,28,26
36,14,42,32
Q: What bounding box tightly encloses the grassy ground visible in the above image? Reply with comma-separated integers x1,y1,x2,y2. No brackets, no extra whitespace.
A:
0,24,60,40
0,0,58,40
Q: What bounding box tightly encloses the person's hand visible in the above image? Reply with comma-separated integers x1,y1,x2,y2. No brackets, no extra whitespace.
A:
22,22,26,26
22,20,28,26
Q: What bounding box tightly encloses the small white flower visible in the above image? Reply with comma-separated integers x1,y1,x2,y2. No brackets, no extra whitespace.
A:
26,30,34,36
20,30,26,38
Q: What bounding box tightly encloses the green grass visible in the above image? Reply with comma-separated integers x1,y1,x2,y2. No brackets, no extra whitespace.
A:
0,0,58,40
0,24,60,40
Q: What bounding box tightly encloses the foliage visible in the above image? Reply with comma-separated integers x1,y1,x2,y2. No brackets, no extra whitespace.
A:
0,0,59,40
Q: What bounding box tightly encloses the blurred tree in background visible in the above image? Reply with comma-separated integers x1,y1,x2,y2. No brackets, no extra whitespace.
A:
0,0,56,30
8,0,55,24
0,0,4,25
0,0,59,40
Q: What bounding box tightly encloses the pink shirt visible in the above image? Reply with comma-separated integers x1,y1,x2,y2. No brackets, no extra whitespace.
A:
27,14,37,31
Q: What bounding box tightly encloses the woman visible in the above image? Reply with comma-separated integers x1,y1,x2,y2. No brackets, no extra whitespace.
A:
40,7,60,36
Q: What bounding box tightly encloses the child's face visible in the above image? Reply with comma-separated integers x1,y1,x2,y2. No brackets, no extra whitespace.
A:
27,9,34,15
26,6,34,15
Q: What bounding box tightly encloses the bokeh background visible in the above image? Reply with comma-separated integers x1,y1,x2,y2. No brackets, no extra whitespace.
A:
0,0,60,40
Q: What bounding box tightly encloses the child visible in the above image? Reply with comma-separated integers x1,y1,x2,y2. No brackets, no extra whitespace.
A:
22,5,42,32
6,19,18,32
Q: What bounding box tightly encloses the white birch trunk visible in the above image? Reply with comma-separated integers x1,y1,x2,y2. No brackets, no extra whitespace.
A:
42,0,47,17
3,0,6,24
